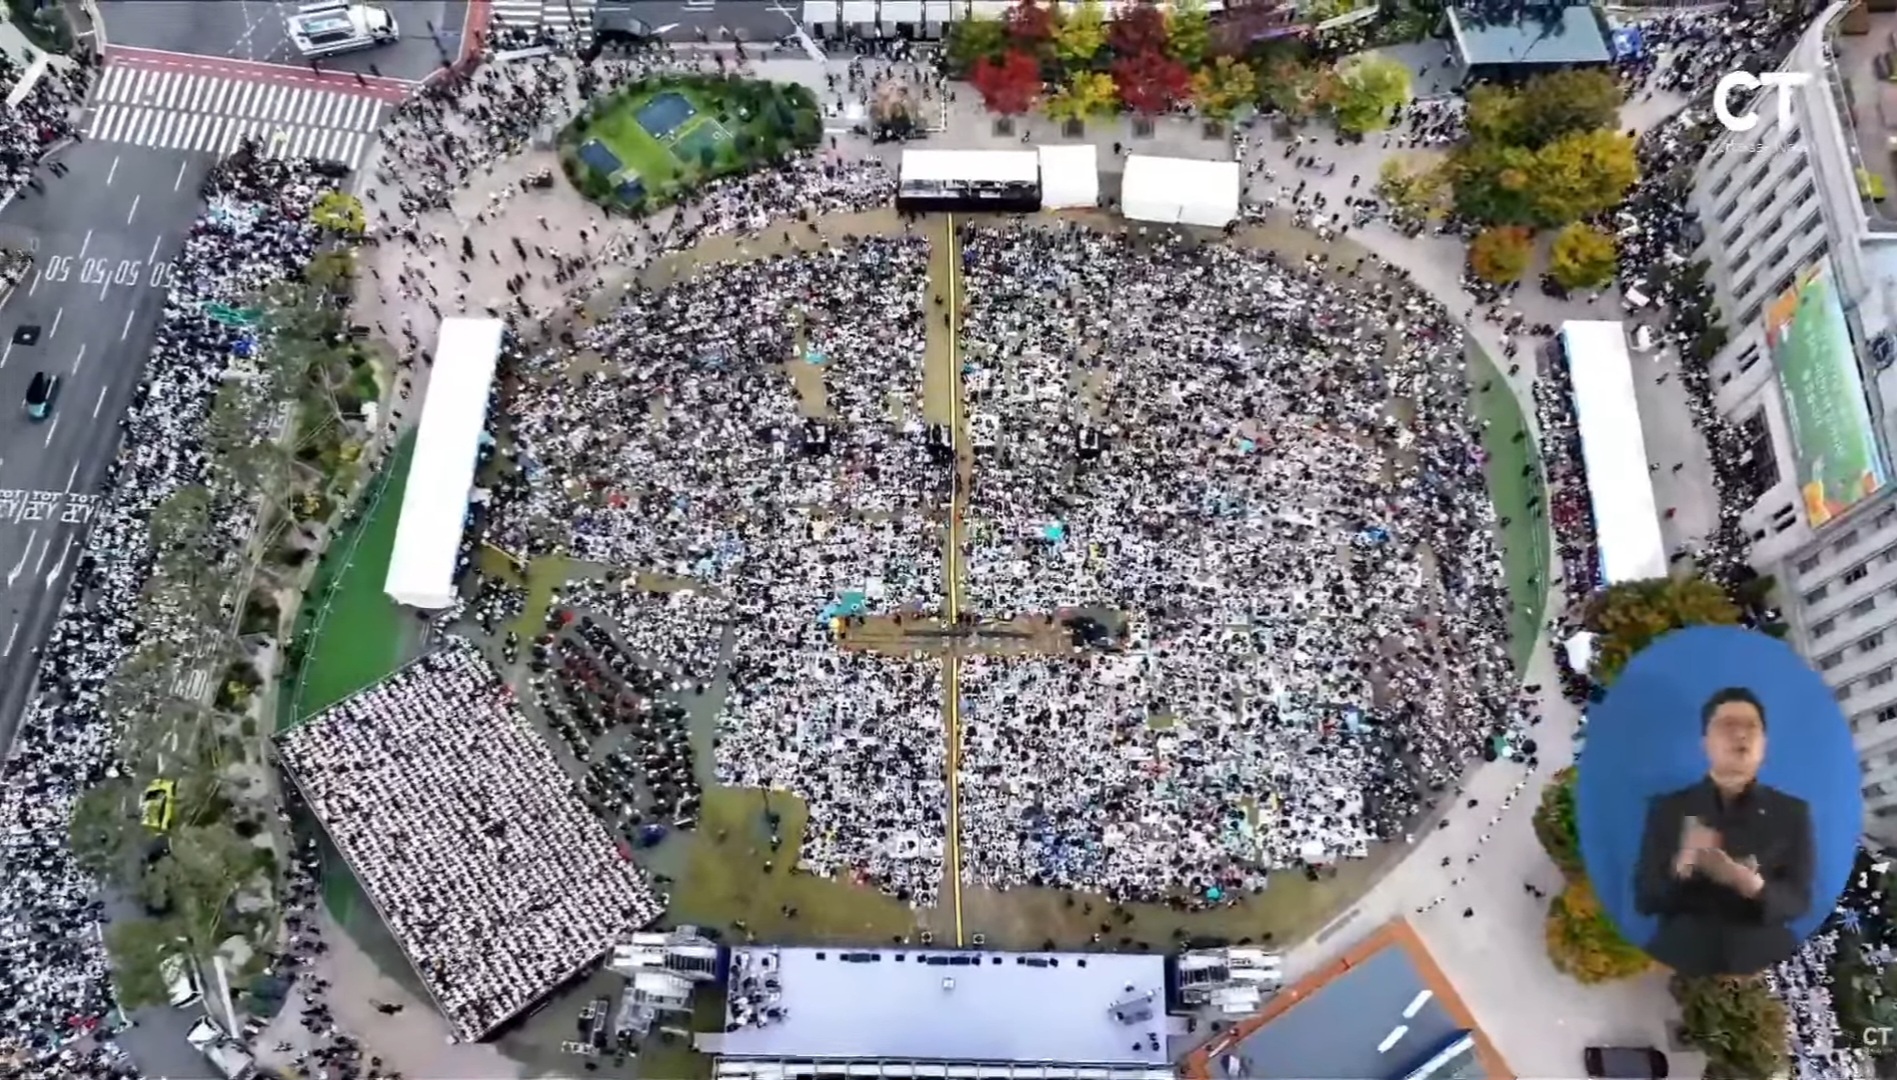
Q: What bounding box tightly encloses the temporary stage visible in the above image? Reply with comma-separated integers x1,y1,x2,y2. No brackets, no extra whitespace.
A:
896,149,1042,213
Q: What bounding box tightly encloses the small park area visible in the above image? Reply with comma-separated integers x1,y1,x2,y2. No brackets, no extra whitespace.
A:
558,74,822,211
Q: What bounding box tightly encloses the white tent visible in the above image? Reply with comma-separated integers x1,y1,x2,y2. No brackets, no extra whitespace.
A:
384,317,505,609
1037,144,1100,209
1120,155,1240,227
899,148,1039,185
1558,320,1669,585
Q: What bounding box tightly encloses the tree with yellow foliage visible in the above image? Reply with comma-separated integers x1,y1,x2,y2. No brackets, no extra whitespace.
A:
1529,128,1639,226
1189,56,1258,119
1374,157,1447,222
1545,878,1652,984
1052,0,1107,64
1327,54,1409,134
1167,0,1211,67
1045,70,1120,125
1532,766,1583,879
310,191,366,236
1549,222,1619,290
1585,575,1743,687
1468,225,1533,285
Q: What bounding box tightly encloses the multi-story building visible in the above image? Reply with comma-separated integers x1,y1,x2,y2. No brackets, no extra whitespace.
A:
1688,2,1897,835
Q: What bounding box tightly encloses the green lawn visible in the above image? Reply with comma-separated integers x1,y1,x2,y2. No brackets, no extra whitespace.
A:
1468,348,1551,671
590,103,679,187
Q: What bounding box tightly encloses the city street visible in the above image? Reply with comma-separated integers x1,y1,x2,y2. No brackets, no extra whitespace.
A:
0,136,208,764
98,0,467,81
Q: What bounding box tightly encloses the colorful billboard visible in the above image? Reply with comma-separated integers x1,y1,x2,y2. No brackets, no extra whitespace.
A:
1767,261,1891,528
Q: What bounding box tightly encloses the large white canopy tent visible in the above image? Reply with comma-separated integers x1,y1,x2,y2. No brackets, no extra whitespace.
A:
1037,144,1100,209
899,148,1039,186
1120,155,1240,227
1558,320,1669,585
384,317,505,610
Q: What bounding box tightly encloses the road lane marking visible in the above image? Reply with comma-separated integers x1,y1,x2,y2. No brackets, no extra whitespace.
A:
105,155,119,186
65,462,78,491
79,230,91,261
42,414,58,448
33,534,51,575
0,341,12,369
25,270,36,297
71,343,86,373
1402,990,1432,1018
44,536,72,585
1,624,16,658
147,235,162,266
173,158,187,191
126,194,141,226
120,309,135,341
48,306,61,339
5,529,31,587
93,385,107,418
1378,1025,1408,1054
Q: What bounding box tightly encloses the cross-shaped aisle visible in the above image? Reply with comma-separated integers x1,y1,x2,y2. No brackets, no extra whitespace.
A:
82,63,386,171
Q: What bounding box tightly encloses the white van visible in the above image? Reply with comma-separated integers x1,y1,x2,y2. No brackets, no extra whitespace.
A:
186,1018,259,1080
288,1,399,59
160,951,201,1009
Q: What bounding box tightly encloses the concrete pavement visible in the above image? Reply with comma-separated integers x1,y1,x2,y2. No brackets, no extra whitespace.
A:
0,136,210,762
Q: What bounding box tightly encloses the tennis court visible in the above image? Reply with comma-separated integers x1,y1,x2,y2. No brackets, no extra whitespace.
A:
636,90,698,140
671,120,730,167
576,138,624,177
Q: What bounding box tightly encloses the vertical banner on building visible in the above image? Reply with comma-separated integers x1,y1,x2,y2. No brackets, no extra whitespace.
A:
1767,260,1890,528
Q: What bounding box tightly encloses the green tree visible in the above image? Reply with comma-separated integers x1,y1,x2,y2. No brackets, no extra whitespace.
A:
1045,70,1120,123
1053,0,1108,64
1513,69,1624,148
307,248,357,293
1528,128,1639,226
1189,55,1257,119
142,820,261,959
1256,58,1326,118
1167,0,1211,67
105,916,186,1011
1327,54,1409,134
1586,576,1743,686
1544,878,1651,983
309,191,366,236
1532,766,1583,878
1468,225,1533,285
945,15,1009,75
1448,140,1540,225
1671,975,1788,1080
1549,222,1618,290
70,779,140,885
1463,83,1523,145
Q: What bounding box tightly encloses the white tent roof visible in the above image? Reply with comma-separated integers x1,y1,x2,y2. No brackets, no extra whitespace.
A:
1037,144,1099,209
803,1,838,23
1120,155,1240,228
385,318,505,609
1558,320,1669,585
899,148,1039,185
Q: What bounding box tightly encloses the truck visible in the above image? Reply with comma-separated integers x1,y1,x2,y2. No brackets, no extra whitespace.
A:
287,1,399,59
185,1017,259,1080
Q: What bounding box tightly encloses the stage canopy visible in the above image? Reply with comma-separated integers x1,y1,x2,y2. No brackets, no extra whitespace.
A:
900,148,1039,185
385,317,505,609
1558,320,1669,586
1121,155,1240,227
1038,144,1100,209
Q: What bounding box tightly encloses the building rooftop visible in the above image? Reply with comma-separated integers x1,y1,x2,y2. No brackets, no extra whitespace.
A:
1183,920,1510,1080
1448,4,1612,68
710,946,1171,1066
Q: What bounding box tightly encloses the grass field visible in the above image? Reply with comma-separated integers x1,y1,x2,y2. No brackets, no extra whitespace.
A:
588,104,679,187
1467,349,1551,671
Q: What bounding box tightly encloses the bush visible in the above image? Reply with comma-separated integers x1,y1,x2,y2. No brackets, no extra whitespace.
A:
1671,975,1787,1080
239,592,280,637
1544,878,1651,983
1532,766,1582,878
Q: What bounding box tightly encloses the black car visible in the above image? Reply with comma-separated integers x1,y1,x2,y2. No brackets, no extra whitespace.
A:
590,5,661,48
1584,1046,1669,1079
24,371,57,420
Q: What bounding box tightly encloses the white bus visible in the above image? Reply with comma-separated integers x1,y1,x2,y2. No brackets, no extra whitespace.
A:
288,1,399,59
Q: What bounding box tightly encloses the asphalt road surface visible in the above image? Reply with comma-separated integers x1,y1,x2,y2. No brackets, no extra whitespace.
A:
99,0,467,81
617,0,803,41
0,138,208,762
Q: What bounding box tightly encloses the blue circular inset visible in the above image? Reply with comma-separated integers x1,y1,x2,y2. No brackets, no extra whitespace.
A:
1576,625,1860,975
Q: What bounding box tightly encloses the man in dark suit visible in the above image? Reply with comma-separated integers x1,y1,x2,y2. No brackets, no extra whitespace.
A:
1633,686,1816,976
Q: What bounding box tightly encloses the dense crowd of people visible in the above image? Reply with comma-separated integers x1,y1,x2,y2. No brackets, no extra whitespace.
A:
276,640,664,1041
0,149,339,1078
0,46,88,206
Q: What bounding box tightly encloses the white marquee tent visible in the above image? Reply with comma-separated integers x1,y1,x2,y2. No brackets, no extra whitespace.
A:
899,148,1040,186
1120,155,1240,228
1558,320,1669,585
1037,144,1100,209
384,317,506,610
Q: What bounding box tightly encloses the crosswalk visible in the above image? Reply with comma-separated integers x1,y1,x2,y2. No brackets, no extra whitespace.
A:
82,64,384,171
491,0,716,33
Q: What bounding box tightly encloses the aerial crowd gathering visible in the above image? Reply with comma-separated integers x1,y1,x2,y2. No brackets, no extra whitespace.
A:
0,2,1889,1079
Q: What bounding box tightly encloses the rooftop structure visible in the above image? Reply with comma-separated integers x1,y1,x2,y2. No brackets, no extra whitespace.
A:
1183,920,1508,1080
704,946,1174,1075
1445,4,1612,77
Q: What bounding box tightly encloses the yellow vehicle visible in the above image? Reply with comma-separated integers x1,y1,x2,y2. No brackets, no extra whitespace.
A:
140,779,177,832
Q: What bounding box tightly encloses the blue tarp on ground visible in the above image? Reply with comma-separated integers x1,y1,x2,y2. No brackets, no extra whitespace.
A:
1042,522,1066,543
818,590,869,623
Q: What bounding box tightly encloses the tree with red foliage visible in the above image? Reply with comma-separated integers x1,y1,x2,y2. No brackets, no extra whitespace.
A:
1210,0,1296,55
1003,0,1055,47
970,49,1045,115
1112,49,1191,115
1107,0,1170,57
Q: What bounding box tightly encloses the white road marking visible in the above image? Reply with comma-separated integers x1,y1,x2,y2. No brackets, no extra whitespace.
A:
32,534,49,575
121,309,135,341
126,193,141,225
147,235,162,266
0,341,12,370
44,536,73,585
71,343,86,374
174,158,187,191
26,270,38,297
65,462,78,491
1,624,17,657
1402,990,1432,1019
105,155,119,186
92,384,107,418
78,230,91,261
42,414,58,448
5,529,32,587
1378,1025,1408,1054
48,306,61,339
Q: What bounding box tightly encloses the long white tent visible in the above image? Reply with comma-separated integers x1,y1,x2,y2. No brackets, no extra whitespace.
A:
1558,320,1669,585
385,317,505,610
1038,144,1100,209
1121,155,1240,227
899,148,1039,185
